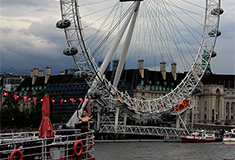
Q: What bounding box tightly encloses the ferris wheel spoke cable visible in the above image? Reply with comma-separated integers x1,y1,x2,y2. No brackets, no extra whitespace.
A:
89,4,135,57
180,0,205,9
139,4,148,64
84,2,132,45
127,3,146,64
85,2,121,45
82,4,117,18
145,2,172,63
154,1,175,62
99,3,130,59
166,0,204,18
160,1,194,67
165,0,204,34
79,0,112,7
162,1,201,64
146,1,161,65
151,1,196,69
154,0,203,43
149,1,186,68
161,1,202,62
146,6,158,68
168,0,204,27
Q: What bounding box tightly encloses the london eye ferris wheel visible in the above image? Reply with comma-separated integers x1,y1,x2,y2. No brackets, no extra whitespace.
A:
56,0,223,126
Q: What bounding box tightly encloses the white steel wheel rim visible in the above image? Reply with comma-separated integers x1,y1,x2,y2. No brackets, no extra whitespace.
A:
59,0,221,115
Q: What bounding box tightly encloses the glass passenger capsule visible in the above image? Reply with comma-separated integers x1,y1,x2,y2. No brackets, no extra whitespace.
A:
56,19,71,29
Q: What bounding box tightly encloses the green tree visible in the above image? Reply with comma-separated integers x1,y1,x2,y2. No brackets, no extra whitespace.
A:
0,94,22,128
29,91,46,128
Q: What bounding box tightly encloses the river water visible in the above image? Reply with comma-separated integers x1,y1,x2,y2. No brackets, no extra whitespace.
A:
94,141,235,160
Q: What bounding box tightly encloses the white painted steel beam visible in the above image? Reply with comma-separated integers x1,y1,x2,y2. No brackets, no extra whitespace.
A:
113,1,140,87
99,2,139,75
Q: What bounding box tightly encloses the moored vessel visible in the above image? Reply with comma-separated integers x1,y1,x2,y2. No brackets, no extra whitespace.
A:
0,129,95,160
223,128,235,145
181,130,215,143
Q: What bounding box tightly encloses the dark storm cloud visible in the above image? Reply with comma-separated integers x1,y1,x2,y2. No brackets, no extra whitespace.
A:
0,0,74,74
212,22,235,74
0,0,234,75
1,0,50,7
19,18,66,45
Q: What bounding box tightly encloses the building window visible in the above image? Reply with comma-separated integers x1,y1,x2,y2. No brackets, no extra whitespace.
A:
141,93,145,96
226,102,230,114
212,109,214,122
204,114,207,120
231,102,234,119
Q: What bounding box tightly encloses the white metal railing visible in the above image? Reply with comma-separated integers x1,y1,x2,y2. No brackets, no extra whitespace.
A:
0,129,95,160
99,124,187,137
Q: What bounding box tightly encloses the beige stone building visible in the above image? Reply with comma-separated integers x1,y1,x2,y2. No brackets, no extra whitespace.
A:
133,60,235,126
192,75,235,125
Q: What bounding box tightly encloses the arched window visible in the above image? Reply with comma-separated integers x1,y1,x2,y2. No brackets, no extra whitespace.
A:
215,89,220,120
216,88,220,95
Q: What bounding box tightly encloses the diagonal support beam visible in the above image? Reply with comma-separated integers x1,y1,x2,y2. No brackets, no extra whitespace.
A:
113,1,140,87
99,2,140,75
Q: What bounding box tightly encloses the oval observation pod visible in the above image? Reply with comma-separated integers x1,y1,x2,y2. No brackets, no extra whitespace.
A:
63,47,78,56
73,71,92,79
208,30,221,37
211,51,217,58
211,8,224,15
56,19,71,29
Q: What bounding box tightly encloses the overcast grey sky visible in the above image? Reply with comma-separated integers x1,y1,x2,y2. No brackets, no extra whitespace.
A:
0,0,234,75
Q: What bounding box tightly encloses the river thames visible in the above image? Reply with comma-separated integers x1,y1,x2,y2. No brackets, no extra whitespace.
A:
94,141,235,160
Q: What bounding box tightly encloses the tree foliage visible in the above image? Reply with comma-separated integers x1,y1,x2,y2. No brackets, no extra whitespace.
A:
1,91,64,130
1,94,22,128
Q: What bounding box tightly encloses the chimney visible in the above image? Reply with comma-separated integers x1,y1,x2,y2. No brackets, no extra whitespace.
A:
30,69,34,78
32,68,39,85
160,62,166,80
60,71,65,75
171,62,177,81
39,70,44,77
138,59,144,78
45,66,51,84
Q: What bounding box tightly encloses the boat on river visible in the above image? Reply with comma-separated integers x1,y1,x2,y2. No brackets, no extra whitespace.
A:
0,129,95,160
0,93,95,160
223,128,235,145
181,130,215,143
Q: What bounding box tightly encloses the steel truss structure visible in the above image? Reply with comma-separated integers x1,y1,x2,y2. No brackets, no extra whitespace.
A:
99,124,188,137
58,0,223,128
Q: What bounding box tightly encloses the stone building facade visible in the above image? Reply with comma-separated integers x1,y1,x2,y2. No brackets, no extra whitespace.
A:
11,60,235,126
192,76,235,125
133,60,235,126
